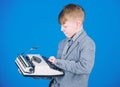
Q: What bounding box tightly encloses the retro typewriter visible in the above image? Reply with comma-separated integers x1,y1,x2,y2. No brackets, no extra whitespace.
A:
15,47,64,77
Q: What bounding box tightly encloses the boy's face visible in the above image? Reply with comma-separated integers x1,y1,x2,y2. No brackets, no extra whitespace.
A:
61,19,79,38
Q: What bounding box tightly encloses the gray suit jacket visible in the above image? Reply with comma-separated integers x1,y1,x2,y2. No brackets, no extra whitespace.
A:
50,30,95,87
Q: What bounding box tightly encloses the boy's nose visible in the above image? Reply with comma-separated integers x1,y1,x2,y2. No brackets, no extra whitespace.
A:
61,27,64,32
61,28,63,31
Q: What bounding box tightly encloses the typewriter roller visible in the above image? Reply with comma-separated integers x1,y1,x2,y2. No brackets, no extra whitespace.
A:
15,55,34,73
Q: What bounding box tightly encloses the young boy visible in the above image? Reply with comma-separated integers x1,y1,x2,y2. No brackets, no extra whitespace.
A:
48,3,96,87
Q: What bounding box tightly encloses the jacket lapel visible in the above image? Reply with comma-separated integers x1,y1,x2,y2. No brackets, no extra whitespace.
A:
64,31,87,59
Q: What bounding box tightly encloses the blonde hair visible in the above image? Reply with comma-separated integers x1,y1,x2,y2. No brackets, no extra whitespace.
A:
58,4,85,25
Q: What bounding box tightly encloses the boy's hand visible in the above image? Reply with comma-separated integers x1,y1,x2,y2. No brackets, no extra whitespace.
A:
48,56,56,64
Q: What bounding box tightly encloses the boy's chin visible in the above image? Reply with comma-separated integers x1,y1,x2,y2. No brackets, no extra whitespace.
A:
66,36,72,38
64,33,73,38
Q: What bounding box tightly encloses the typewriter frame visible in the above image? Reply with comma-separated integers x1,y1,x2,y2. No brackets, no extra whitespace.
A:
15,54,64,77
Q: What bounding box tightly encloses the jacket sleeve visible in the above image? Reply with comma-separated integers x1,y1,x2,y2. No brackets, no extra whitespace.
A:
54,40,96,74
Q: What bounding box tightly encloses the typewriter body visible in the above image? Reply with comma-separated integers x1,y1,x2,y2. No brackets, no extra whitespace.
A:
15,54,64,77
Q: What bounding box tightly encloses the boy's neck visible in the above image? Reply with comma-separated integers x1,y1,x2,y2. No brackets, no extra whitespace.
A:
70,25,83,39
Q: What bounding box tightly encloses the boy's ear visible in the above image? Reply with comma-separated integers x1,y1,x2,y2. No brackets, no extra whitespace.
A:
76,20,82,27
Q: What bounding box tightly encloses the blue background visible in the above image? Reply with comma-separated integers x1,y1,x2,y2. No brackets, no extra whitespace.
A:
0,0,120,87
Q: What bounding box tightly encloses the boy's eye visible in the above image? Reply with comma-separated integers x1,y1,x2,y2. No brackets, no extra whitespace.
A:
63,26,67,28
